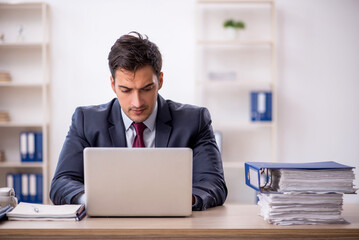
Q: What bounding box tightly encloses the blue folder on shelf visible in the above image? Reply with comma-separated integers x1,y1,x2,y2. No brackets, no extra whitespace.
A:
20,132,28,162
6,173,22,202
245,161,355,192
6,173,43,203
250,91,272,121
27,132,36,162
35,132,43,162
19,131,43,162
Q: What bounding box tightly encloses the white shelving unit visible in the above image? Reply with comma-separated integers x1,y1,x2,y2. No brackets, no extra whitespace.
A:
0,2,50,203
196,0,277,203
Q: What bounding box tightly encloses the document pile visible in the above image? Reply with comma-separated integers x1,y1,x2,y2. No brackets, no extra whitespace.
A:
7,202,86,221
270,168,356,193
245,161,357,225
0,187,18,208
0,187,17,220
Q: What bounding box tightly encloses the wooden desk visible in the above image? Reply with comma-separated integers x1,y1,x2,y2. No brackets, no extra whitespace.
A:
0,204,359,239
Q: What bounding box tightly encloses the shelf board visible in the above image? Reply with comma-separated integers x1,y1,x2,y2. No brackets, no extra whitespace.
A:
223,162,244,168
0,122,44,128
213,121,273,131
0,42,45,48
197,40,273,46
198,0,274,4
0,2,44,9
0,161,43,168
199,80,273,90
0,82,44,87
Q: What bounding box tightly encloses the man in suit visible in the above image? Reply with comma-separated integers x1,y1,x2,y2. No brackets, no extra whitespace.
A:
50,32,227,211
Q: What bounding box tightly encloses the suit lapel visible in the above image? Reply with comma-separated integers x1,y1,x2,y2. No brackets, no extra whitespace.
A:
155,95,172,147
108,100,127,147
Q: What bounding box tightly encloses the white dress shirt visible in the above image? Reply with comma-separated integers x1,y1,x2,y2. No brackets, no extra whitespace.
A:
121,101,157,148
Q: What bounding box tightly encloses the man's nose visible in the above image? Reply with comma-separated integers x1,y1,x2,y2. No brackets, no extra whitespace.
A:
132,91,142,107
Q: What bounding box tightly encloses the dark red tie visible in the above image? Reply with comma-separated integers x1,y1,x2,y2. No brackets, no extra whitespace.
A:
132,122,147,148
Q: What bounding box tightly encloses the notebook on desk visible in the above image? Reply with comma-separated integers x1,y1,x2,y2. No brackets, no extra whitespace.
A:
84,147,193,217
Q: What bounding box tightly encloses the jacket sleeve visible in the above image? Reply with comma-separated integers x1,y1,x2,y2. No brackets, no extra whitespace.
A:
191,108,228,210
50,107,89,205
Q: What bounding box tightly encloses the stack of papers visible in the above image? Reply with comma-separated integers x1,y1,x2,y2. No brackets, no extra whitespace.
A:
271,169,356,193
0,187,17,208
7,202,86,221
0,205,13,220
245,161,357,225
0,187,17,220
258,193,347,225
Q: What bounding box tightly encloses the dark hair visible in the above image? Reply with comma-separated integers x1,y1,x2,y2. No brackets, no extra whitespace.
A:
108,31,162,79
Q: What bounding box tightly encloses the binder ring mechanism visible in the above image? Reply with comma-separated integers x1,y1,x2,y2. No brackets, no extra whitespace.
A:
260,168,271,190
246,166,272,192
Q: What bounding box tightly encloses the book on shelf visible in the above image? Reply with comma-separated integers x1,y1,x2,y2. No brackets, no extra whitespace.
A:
0,72,11,82
35,132,43,162
208,71,236,81
0,111,10,123
0,150,5,162
20,131,43,162
250,91,272,121
6,173,43,204
245,161,357,225
7,202,86,221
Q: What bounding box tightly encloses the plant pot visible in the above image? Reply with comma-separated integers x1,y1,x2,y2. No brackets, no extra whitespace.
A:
224,28,239,40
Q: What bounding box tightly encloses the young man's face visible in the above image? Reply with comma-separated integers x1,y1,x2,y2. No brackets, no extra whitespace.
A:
111,65,163,123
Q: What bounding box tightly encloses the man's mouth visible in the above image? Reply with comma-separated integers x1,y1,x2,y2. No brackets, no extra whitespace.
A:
131,108,145,115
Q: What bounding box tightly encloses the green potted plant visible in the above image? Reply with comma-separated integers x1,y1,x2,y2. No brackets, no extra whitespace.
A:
223,19,245,39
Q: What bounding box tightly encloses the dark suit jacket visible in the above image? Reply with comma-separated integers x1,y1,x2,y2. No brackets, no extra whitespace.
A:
50,95,227,210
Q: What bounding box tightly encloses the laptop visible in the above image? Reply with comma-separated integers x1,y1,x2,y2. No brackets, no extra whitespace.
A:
84,147,193,217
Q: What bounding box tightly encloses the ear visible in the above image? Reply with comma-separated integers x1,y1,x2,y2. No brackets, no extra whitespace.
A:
158,72,164,90
110,76,116,93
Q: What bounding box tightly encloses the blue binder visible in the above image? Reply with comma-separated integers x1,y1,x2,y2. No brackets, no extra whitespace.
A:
7,173,22,202
35,132,43,162
27,132,36,162
21,174,29,202
28,173,37,203
245,161,355,192
14,173,22,202
250,91,272,121
19,131,42,162
20,132,28,162
36,173,43,203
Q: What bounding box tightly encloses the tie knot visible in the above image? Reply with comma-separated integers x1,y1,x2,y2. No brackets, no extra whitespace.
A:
132,122,147,136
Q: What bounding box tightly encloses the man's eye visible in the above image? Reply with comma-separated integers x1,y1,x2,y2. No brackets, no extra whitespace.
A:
143,86,153,91
120,88,130,93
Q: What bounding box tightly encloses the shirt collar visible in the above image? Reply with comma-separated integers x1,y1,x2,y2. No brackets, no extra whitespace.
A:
121,100,158,132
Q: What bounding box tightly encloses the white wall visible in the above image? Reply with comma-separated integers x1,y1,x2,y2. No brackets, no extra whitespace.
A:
3,0,357,203
276,0,359,203
46,0,196,180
